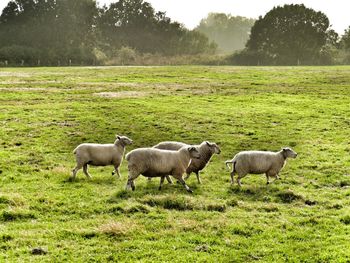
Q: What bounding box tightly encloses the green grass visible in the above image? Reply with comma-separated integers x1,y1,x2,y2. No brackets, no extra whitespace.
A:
0,66,350,262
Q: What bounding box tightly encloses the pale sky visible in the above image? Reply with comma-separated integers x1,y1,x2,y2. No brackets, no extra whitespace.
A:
0,0,349,34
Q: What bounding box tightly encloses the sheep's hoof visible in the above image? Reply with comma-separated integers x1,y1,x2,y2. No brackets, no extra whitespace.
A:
111,171,115,176
158,187,162,191
266,182,270,185
187,189,193,194
68,177,75,182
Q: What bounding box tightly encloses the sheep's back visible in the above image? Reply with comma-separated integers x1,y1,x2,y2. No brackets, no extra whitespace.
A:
235,151,278,173
153,141,188,151
127,148,180,174
76,144,116,163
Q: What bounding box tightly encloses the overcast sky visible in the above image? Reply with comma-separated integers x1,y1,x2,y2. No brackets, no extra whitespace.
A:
0,0,348,34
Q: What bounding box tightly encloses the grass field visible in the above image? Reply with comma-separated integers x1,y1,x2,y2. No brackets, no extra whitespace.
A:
0,66,350,262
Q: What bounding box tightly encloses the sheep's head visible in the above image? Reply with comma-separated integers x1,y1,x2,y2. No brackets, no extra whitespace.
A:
282,147,297,158
205,141,221,154
188,146,200,159
116,135,133,146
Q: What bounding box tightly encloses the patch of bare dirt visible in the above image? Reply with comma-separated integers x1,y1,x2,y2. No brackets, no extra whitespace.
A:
0,72,32,77
93,91,149,98
0,87,60,92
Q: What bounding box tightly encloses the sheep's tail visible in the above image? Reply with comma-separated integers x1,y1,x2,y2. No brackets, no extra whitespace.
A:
225,159,236,173
225,160,233,170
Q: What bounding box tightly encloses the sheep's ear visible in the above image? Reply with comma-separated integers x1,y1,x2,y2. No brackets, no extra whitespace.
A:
206,141,211,146
189,146,195,151
282,148,288,151
116,135,121,140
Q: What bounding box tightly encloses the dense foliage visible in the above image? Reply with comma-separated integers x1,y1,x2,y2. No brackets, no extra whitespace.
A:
230,4,339,65
340,26,350,63
0,0,216,66
196,13,255,54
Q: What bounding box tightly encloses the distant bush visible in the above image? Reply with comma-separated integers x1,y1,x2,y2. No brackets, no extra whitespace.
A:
227,49,273,65
116,46,137,65
0,45,40,66
92,48,108,64
106,53,227,66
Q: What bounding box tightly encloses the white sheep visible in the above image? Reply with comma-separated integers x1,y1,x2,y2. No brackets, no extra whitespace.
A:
71,135,133,180
225,147,297,186
153,141,221,184
125,146,200,193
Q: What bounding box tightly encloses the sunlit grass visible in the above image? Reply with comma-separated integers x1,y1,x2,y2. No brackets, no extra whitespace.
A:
0,66,349,261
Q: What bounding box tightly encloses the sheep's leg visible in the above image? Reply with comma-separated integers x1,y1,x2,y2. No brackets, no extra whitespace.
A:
265,174,270,185
71,163,83,180
126,177,136,191
236,173,246,187
174,174,193,193
82,164,92,179
271,174,280,183
112,166,121,178
195,172,202,184
126,167,140,191
116,169,121,178
130,180,136,191
236,177,242,187
159,176,165,190
230,172,235,185
266,171,280,184
184,173,191,181
165,175,173,184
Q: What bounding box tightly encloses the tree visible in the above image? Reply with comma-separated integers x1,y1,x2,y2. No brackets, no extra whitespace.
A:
196,13,255,53
98,0,215,56
0,0,98,65
338,26,350,64
242,4,334,65
341,26,350,50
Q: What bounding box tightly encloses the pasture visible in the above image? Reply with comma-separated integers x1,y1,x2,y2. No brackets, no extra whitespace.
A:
0,66,349,262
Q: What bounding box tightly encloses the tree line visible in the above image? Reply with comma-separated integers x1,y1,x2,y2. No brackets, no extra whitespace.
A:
0,1,350,66
0,0,216,66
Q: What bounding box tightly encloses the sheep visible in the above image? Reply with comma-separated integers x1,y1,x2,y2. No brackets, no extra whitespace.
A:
146,141,188,184
153,141,221,184
225,147,297,186
71,135,133,180
125,146,200,193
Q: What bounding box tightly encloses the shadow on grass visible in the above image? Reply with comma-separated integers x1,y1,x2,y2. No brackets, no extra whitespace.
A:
109,183,226,212
228,184,304,204
62,175,120,185
0,210,36,222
